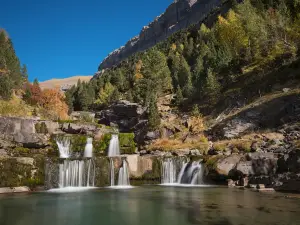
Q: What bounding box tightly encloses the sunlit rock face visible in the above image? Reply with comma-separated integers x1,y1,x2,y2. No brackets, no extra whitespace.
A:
98,0,222,71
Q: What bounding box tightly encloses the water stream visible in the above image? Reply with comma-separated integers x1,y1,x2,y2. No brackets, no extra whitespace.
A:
161,158,204,185
108,134,120,157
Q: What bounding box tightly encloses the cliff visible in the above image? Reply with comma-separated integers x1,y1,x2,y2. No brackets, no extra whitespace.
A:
98,0,222,70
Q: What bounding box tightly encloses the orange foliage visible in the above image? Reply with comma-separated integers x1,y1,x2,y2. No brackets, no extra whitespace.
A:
40,88,69,120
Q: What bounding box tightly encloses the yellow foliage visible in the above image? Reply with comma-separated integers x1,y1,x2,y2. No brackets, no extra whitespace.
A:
134,72,144,80
0,95,32,117
40,89,69,120
170,43,177,51
216,9,249,55
147,138,209,153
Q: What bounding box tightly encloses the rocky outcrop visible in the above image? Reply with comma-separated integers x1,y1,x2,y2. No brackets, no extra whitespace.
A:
96,100,148,143
97,0,223,71
206,152,278,184
210,93,300,139
274,149,300,192
0,117,59,149
0,155,45,188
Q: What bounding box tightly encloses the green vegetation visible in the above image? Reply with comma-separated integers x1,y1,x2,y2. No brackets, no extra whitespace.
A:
65,0,300,127
35,122,48,134
93,134,112,153
0,30,26,100
119,133,136,154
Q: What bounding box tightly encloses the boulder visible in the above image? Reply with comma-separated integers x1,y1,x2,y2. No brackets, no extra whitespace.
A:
97,100,147,133
215,155,243,176
61,123,97,134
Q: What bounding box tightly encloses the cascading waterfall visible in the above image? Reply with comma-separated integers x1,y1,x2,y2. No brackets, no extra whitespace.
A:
117,159,130,186
84,138,93,158
58,159,95,188
161,158,204,185
110,158,115,186
161,158,177,184
57,137,71,158
108,134,120,157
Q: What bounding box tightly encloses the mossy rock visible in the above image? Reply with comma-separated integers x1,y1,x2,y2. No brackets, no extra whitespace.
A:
119,133,136,154
93,133,111,154
0,156,45,188
35,122,48,134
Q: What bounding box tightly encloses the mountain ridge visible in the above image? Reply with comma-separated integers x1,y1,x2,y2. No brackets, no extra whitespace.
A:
98,0,223,70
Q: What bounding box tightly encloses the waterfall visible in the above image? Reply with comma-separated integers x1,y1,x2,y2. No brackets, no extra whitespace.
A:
117,159,130,186
161,158,204,185
110,158,115,186
177,162,188,183
56,137,71,158
58,159,95,188
108,134,120,157
161,158,177,184
84,138,93,158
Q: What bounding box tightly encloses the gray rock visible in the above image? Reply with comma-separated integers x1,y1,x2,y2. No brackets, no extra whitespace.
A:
61,123,97,134
96,0,223,71
145,131,160,141
189,149,201,156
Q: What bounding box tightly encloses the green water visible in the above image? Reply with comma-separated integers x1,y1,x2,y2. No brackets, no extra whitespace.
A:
0,186,300,225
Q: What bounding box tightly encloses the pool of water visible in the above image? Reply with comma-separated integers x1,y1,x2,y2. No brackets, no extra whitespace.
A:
0,186,300,225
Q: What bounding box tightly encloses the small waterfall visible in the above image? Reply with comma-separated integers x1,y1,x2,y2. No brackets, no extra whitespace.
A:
58,159,95,188
84,138,93,158
110,158,115,186
108,134,120,157
57,137,71,158
161,158,204,185
117,159,130,186
177,162,188,183
161,158,177,184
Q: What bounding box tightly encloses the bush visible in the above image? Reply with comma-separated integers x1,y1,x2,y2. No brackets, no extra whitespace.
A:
93,134,112,153
119,133,136,154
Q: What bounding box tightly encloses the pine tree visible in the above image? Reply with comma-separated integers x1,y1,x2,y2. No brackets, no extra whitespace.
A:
148,95,160,130
205,68,221,103
175,86,184,106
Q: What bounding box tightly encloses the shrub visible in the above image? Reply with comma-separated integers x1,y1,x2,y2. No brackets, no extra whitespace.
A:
93,134,112,153
119,133,136,154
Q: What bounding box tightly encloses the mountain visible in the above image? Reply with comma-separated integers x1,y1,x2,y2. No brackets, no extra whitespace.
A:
98,0,223,70
39,75,92,91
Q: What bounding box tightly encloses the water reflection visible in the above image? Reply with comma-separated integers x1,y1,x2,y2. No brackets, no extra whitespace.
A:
0,187,300,225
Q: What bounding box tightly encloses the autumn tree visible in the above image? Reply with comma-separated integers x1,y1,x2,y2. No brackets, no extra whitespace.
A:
40,88,68,120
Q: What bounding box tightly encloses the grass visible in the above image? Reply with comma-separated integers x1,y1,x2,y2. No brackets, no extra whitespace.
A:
213,139,252,153
147,136,209,153
0,96,33,117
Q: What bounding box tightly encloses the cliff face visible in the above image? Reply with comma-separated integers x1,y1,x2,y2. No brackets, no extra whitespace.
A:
99,0,222,70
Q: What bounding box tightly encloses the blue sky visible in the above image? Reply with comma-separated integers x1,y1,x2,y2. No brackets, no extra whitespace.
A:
1,0,173,81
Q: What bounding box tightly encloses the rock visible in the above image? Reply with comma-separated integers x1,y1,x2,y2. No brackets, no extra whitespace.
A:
96,0,223,71
61,123,97,134
139,150,148,156
273,172,300,192
282,88,291,93
189,149,201,156
207,149,219,155
215,155,243,176
97,101,147,135
0,186,30,194
145,130,160,141
227,179,235,187
70,111,95,122
257,184,265,189
13,133,49,148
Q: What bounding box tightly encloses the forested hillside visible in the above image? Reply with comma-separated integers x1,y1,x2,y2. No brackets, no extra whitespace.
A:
0,30,68,119
66,0,300,130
